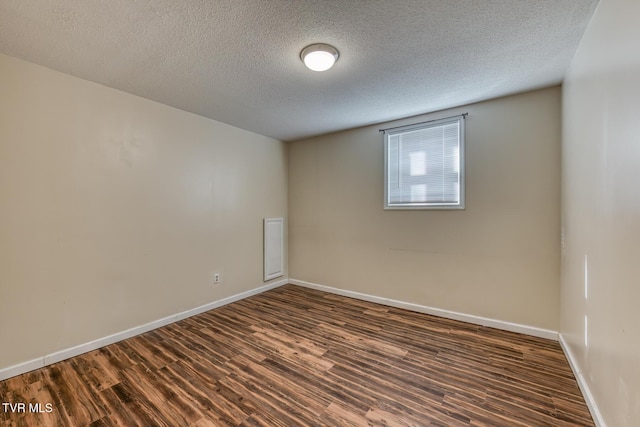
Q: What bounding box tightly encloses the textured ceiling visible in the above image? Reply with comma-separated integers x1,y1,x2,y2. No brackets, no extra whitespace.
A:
0,1,598,141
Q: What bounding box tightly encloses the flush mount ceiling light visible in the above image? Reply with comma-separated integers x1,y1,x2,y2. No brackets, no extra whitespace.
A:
300,43,339,72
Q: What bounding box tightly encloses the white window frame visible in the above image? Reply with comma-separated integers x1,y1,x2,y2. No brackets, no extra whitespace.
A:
384,115,465,210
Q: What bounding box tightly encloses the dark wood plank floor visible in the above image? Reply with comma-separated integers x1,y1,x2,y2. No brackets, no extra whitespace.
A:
1,284,594,426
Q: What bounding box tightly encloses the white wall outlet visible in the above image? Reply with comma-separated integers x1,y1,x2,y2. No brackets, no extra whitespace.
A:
213,273,221,284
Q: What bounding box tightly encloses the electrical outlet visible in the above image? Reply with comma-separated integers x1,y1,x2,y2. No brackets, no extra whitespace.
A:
213,273,221,284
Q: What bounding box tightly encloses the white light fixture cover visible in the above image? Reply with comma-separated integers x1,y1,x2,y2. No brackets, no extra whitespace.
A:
300,43,339,72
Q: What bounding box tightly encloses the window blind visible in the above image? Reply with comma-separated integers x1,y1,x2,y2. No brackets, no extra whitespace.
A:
385,115,465,209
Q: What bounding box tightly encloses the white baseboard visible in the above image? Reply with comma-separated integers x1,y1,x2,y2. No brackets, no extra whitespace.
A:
0,358,44,382
289,278,558,341
558,334,606,427
0,278,288,381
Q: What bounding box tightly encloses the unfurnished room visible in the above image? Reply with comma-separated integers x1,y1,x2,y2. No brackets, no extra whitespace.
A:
0,1,638,426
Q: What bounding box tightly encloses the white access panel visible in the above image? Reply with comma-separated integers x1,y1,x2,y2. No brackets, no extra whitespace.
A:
264,217,284,281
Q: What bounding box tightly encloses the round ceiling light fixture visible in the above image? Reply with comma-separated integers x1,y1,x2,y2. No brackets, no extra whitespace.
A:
300,43,339,72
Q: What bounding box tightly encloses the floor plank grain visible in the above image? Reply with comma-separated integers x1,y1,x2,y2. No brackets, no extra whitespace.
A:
0,284,594,426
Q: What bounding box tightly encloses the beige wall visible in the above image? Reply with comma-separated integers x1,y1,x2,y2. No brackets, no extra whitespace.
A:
561,0,640,425
289,87,561,330
0,53,287,370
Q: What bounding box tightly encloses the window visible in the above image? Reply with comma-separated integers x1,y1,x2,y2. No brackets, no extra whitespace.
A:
384,115,465,209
